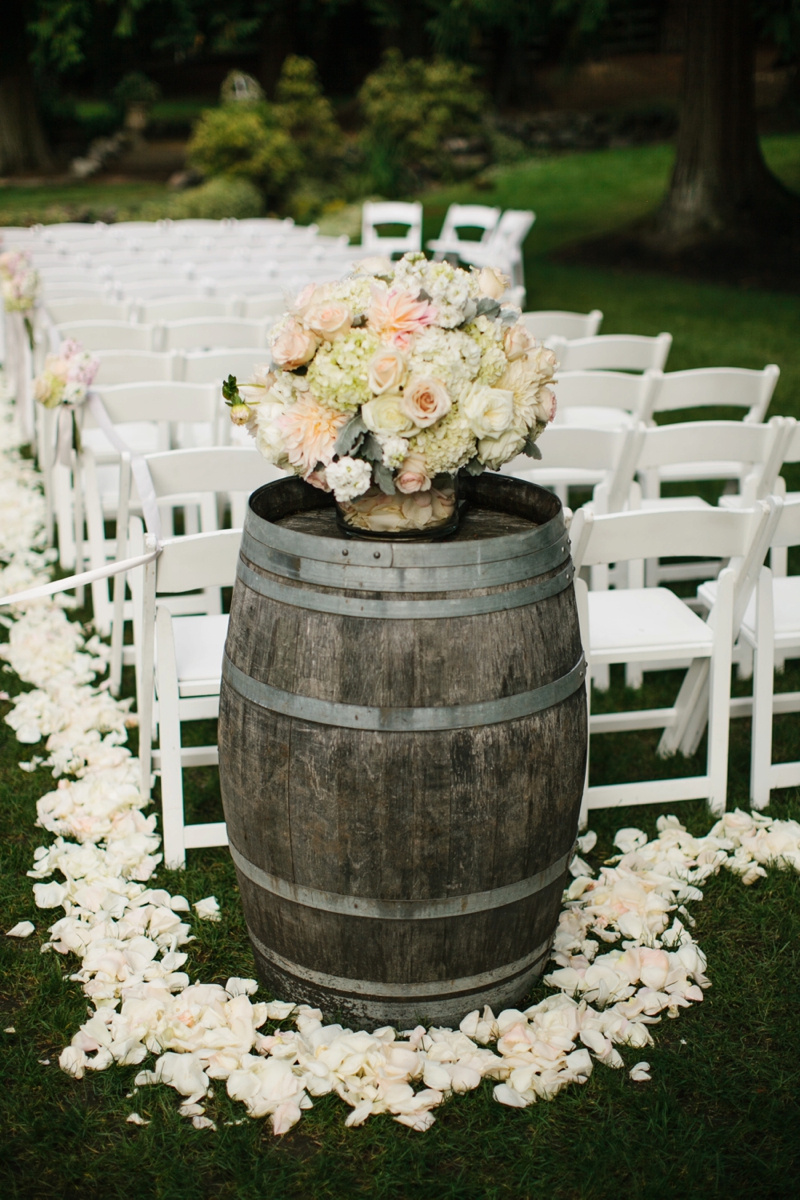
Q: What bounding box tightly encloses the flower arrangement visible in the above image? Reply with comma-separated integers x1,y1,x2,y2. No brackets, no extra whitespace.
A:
33,339,99,409
225,253,557,533
0,249,41,315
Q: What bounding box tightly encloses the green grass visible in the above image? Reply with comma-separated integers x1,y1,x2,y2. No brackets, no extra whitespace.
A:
2,137,800,1197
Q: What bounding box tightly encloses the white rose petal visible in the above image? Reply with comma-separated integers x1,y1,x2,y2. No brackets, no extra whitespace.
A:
6,920,35,938
193,897,221,922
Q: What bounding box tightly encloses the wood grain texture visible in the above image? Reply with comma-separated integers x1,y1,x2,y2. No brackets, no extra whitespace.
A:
218,475,587,1027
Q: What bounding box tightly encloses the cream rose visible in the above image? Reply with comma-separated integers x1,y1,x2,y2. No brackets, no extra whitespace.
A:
271,319,319,369
305,301,352,341
400,376,451,428
475,267,508,299
504,323,534,362
477,426,526,470
534,385,557,423
395,451,432,494
461,384,514,439
367,347,408,395
291,282,321,316
361,392,417,437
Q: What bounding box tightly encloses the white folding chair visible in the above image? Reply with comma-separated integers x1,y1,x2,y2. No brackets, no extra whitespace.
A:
360,202,423,257
736,498,800,808
551,333,673,373
454,209,536,293
570,499,780,824
236,293,287,320
522,310,603,342
159,317,271,352
427,204,500,260
54,320,158,352
641,366,781,500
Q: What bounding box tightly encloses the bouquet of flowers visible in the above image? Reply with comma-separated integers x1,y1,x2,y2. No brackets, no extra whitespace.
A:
0,250,41,315
33,339,100,409
225,253,556,533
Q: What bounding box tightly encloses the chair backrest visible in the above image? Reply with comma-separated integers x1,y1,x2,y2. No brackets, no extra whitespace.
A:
553,369,657,420
135,296,232,323
485,209,535,259
94,349,183,384
159,317,270,352
144,446,283,502
46,298,131,324
155,526,243,594
181,348,269,384
570,500,777,572
522,310,603,341
361,202,423,255
55,320,157,352
437,204,500,246
650,365,780,422
238,292,287,320
91,381,221,425
552,332,673,373
502,423,642,477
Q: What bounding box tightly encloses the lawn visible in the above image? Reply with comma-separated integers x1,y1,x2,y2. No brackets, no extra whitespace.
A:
2,139,800,1198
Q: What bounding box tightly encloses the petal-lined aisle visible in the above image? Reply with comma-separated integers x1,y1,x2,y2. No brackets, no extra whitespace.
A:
2,377,799,1135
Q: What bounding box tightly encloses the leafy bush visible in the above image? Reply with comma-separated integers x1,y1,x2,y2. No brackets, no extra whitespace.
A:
113,72,161,107
166,177,265,220
187,56,342,210
358,51,486,192
187,105,301,201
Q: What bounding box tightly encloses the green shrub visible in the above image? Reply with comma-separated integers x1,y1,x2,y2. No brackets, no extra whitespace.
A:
274,56,343,178
358,51,485,192
167,177,265,220
187,104,301,200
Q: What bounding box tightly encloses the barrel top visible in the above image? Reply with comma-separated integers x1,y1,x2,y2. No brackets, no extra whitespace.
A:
246,475,566,570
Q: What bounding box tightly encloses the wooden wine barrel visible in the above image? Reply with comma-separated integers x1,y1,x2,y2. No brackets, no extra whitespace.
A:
218,474,587,1028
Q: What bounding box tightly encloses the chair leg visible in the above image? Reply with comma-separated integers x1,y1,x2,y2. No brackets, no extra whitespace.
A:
156,605,187,870
657,658,709,758
706,569,735,816
750,567,774,810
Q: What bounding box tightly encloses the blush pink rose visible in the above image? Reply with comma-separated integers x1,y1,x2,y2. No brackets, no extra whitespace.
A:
399,376,451,428
271,319,319,369
305,301,352,341
534,385,557,423
504,323,534,362
368,346,408,394
395,452,432,494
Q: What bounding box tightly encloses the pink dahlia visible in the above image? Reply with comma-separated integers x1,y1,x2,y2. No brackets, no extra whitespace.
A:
277,395,348,478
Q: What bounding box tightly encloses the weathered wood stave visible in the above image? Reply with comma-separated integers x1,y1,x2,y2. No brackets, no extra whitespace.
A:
218,474,587,1027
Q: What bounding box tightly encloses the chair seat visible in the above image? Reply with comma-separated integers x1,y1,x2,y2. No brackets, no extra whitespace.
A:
588,588,714,663
173,613,229,695
507,467,606,487
700,576,800,648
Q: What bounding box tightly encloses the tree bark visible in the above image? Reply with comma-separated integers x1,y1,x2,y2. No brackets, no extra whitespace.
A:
655,0,799,244
0,3,51,176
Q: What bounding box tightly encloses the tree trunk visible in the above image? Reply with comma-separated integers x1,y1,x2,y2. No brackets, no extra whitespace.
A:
656,0,799,244
0,4,51,175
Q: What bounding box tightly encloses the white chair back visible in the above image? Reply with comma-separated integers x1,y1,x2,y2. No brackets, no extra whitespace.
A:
46,299,131,323
522,310,603,341
551,333,672,373
650,365,779,422
553,369,657,427
159,317,270,352
361,202,423,256
181,348,269,384
94,350,183,384
55,320,158,351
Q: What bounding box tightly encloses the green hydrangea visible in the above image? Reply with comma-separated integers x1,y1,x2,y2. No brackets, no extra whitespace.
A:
306,329,380,412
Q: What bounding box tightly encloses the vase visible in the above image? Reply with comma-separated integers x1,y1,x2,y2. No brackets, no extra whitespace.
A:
335,475,461,540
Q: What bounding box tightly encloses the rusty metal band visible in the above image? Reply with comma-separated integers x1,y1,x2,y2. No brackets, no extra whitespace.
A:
229,840,572,921
235,556,574,619
222,653,587,732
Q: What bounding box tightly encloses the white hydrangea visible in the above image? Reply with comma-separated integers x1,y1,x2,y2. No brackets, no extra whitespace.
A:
407,327,480,394
463,317,509,385
306,329,380,412
325,456,373,501
378,435,409,469
393,254,479,328
325,275,374,316
407,409,476,476
254,400,289,467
